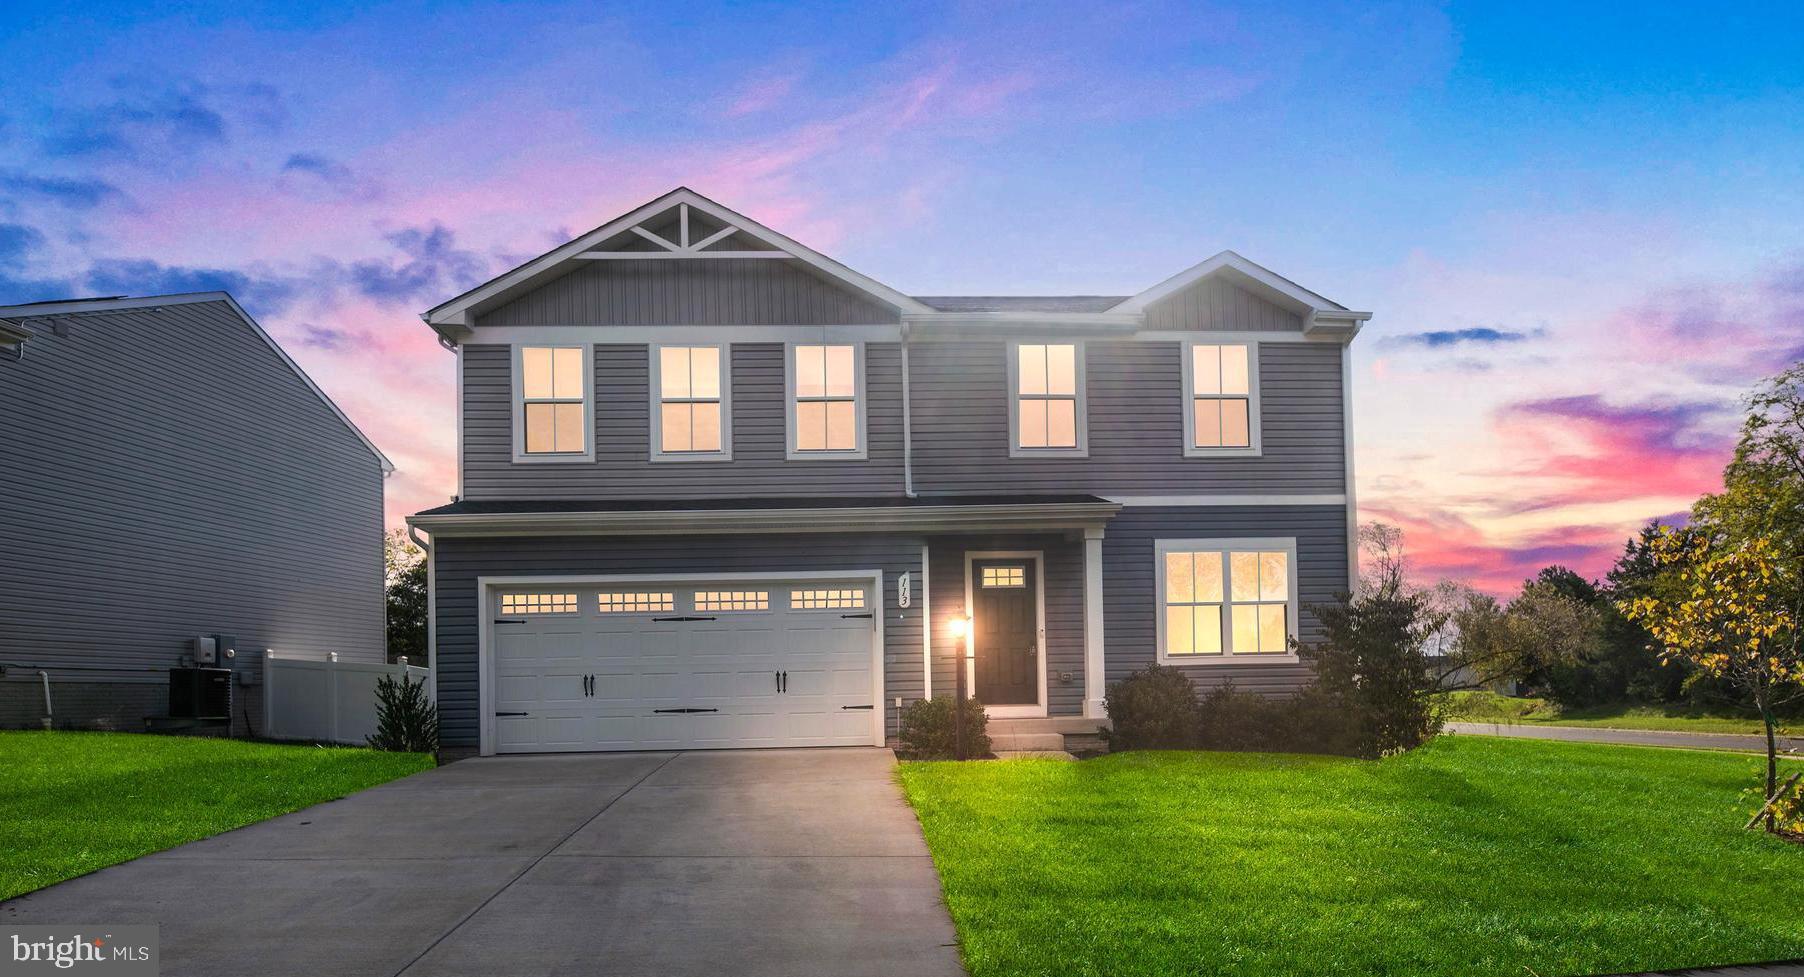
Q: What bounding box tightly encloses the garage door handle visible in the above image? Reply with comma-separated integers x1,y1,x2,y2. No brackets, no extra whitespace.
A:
653,616,717,622
495,711,529,717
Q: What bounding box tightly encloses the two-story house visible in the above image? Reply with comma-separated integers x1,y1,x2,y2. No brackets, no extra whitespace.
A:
406,188,1367,756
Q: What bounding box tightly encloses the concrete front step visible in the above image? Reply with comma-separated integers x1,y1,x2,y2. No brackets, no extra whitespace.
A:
987,717,1108,735
988,731,1068,752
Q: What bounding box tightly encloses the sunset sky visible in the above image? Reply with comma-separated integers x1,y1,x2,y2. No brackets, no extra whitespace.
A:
2,1,1800,594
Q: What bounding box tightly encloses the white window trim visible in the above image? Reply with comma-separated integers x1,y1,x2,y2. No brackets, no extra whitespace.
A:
1154,537,1299,665
1007,340,1089,458
511,343,595,464
648,342,733,463
1181,340,1263,458
784,341,869,461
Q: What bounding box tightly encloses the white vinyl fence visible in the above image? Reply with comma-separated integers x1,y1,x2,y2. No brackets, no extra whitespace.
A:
262,651,432,745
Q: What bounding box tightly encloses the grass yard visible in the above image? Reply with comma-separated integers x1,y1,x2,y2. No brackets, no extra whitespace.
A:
0,731,432,901
1443,690,1788,735
899,736,1804,977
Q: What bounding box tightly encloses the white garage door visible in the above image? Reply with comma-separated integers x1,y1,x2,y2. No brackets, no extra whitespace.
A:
488,579,878,753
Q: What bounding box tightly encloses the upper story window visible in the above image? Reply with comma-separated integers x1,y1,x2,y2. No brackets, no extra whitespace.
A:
1009,342,1087,457
515,345,592,462
1156,538,1296,663
1183,342,1261,456
787,343,865,459
651,344,730,461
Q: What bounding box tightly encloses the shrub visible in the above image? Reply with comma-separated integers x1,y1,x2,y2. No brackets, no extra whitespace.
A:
1103,665,1200,750
899,695,990,759
367,673,439,754
1300,587,1445,758
1195,682,1358,756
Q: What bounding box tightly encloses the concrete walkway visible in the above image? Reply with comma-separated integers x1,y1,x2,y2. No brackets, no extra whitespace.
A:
0,748,966,977
1450,721,1804,753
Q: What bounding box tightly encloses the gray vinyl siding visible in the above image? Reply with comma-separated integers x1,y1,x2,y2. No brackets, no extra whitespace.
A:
462,342,907,499
1144,277,1305,332
0,300,386,717
1101,505,1349,696
477,259,899,327
910,340,1344,495
922,534,1085,716
431,534,927,748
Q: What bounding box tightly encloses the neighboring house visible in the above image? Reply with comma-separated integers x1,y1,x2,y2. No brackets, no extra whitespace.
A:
0,293,392,734
406,188,1368,756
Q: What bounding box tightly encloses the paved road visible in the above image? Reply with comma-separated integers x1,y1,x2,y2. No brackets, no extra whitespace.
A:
1450,721,1804,753
1,748,966,977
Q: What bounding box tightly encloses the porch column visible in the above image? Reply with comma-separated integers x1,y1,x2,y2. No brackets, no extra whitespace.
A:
1083,526,1107,719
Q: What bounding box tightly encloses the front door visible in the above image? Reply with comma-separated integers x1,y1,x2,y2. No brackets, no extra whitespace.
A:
971,559,1039,707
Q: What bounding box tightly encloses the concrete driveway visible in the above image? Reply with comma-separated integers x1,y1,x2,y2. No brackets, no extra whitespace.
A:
0,749,966,977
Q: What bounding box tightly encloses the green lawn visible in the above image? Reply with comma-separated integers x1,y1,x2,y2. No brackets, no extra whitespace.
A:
899,737,1804,977
0,731,432,900
1442,690,1788,735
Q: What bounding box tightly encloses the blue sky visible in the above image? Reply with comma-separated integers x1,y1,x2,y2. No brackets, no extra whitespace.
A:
2,0,1800,590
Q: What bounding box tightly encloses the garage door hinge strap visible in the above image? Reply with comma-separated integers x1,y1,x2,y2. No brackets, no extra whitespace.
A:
495,711,529,716
653,616,717,622
841,704,875,710
652,707,720,714
840,613,874,619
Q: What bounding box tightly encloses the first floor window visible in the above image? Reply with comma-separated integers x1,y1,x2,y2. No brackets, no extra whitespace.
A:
655,345,727,455
519,345,588,456
1159,542,1293,658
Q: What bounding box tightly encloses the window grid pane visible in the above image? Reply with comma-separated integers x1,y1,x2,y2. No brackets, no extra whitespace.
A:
793,345,858,453
597,592,675,613
1162,550,1224,656
1163,549,1286,657
695,591,770,612
522,347,586,455
500,593,577,614
657,347,725,454
981,566,1025,588
1016,344,1078,449
791,588,864,610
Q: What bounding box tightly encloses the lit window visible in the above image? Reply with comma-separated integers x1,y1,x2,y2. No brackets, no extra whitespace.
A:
1012,343,1085,454
654,345,728,458
980,566,1025,588
500,593,578,615
790,344,861,455
1186,343,1257,452
695,591,770,612
518,346,589,457
1158,543,1292,658
597,592,675,613
791,588,865,610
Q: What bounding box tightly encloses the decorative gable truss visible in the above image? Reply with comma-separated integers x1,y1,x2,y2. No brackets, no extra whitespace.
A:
577,202,789,260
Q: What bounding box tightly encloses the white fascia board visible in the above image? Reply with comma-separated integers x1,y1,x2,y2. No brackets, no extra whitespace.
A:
422,187,933,334
1108,250,1352,318
406,501,1122,538
902,311,1142,338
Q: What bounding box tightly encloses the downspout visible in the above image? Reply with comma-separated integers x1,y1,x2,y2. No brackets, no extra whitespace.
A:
39,671,52,729
901,321,917,498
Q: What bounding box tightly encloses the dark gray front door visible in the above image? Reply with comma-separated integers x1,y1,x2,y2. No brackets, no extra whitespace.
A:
972,559,1038,706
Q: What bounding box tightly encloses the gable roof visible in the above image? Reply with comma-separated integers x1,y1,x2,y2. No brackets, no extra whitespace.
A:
423,187,935,338
1106,250,1370,333
0,292,393,472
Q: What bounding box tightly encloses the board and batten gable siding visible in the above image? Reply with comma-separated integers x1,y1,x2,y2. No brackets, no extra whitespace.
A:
430,534,926,748
462,342,907,499
1101,505,1348,695
0,300,386,683
475,259,900,327
1142,276,1306,332
909,340,1344,496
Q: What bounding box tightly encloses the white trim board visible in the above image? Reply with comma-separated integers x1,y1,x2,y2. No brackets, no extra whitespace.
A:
963,550,1048,719
408,501,1121,538
474,570,886,756
1102,495,1347,507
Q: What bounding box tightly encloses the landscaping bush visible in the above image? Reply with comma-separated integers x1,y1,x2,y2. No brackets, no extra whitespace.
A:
899,695,990,759
1301,586,1445,758
1195,682,1359,756
367,673,438,754
1102,664,1200,750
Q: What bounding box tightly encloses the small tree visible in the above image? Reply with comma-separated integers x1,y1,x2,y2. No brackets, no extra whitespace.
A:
385,530,428,665
1622,529,1802,831
368,673,439,754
